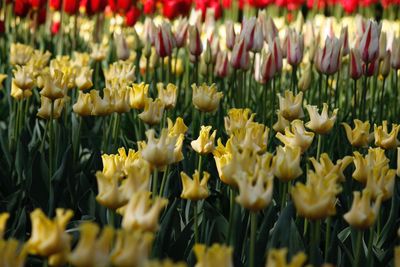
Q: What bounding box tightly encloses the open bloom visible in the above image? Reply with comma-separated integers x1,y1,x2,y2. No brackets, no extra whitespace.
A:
309,153,353,182
278,90,304,121
213,139,236,187
374,121,400,149
138,98,165,125
129,83,149,110
291,171,341,220
180,171,210,201
224,108,255,135
90,89,113,116
265,248,307,267
37,96,65,120
10,43,33,66
12,65,35,90
229,121,269,153
276,120,315,153
121,191,168,232
365,165,396,201
110,230,154,267
273,111,290,133
272,145,303,182
344,189,382,229
68,223,114,267
0,239,28,267
305,103,338,134
113,88,131,114
75,67,93,90
342,120,371,148
194,244,233,267
191,126,216,154
352,148,389,184
0,213,9,238
192,83,223,112
40,70,66,100
157,83,177,109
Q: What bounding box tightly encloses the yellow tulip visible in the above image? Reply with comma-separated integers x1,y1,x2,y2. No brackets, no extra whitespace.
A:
180,171,210,201
12,65,35,90
191,126,216,154
276,120,315,153
72,52,91,68
397,147,400,177
352,148,389,184
167,117,188,137
192,83,223,112
272,146,303,182
194,244,233,267
144,259,187,267
230,122,269,153
374,121,400,149
91,43,107,62
298,64,311,92
157,83,177,109
291,171,341,220
129,83,149,110
224,108,255,136
0,213,9,239
235,153,274,211
273,111,290,133
95,171,129,210
75,66,93,90
121,191,168,232
342,120,371,148
73,91,93,116
140,129,177,170
113,87,131,114
110,230,154,267
90,89,113,116
68,222,114,267
26,208,73,257
10,43,34,66
265,248,307,267
0,73,7,90
365,165,396,201
138,98,165,125
213,139,236,187
0,239,28,267
104,61,135,85
343,189,382,229
37,96,65,120
171,58,184,76
277,90,304,121
11,80,32,100
309,153,353,182
40,70,66,100
305,103,338,134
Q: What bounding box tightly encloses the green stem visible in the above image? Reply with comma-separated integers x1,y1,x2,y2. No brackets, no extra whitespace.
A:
249,212,257,267
379,78,386,123
316,134,322,160
107,208,114,227
324,217,331,262
354,229,363,267
367,227,374,267
292,65,297,94
194,200,199,244
361,64,369,121
353,79,358,120
152,169,159,198
310,219,321,265
227,188,235,245
280,182,287,209
48,100,55,215
159,166,169,197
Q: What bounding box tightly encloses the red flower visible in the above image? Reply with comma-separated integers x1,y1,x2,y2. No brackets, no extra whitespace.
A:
50,0,79,14
125,6,140,26
51,21,61,35
0,21,5,34
195,0,222,20
109,0,134,13
80,0,107,15
14,0,30,17
221,0,244,9
162,0,192,20
248,0,272,8
143,0,156,14
28,0,46,9
341,0,358,13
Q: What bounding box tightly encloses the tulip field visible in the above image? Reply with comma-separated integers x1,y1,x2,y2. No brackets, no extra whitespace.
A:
1,0,400,266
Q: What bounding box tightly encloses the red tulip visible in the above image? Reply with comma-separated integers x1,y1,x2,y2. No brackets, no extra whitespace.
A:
155,23,174,58
125,6,140,26
363,57,379,77
28,0,46,9
341,0,358,12
109,0,134,13
143,0,156,14
189,25,203,58
248,0,272,8
163,0,192,20
349,48,363,80
195,0,222,20
0,21,5,34
14,0,30,17
51,21,61,35
231,38,249,70
80,0,107,15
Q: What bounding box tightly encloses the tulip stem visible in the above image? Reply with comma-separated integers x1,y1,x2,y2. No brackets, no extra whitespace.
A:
367,226,374,267
194,200,199,244
291,65,297,94
249,211,257,267
325,74,330,106
379,77,386,123
159,166,169,197
48,100,55,215
197,155,202,176
310,219,320,265
354,229,363,267
324,217,331,261
227,188,235,245
316,134,322,160
353,79,357,120
152,169,159,198
360,63,369,121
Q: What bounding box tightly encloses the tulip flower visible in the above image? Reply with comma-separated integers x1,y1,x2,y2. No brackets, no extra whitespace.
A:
358,20,380,64
309,153,353,182
194,244,233,267
144,259,187,267
291,171,341,220
90,89,113,116
11,80,33,100
272,145,303,182
229,121,269,153
265,248,307,267
287,29,304,67
391,36,400,70
276,120,315,153
298,64,311,91
0,213,9,239
235,153,274,211
213,139,236,187
37,96,65,120
75,67,93,91
121,191,168,232
0,74,7,90
305,103,338,134
110,230,154,267
68,223,114,267
113,88,131,114
189,25,203,58
340,26,350,56
155,23,174,58
104,61,135,86
277,90,304,121
273,111,290,133
374,121,400,149
344,189,382,229
214,51,229,78
225,20,236,51
397,147,400,177
230,37,250,70
114,33,130,61
0,238,28,267
380,50,391,77
270,37,283,74
191,126,216,154
174,18,189,48
129,83,149,110
349,48,363,80
192,83,223,112
352,148,389,184
138,98,165,125
26,209,73,257
9,43,33,66
342,120,371,148
140,129,177,170
314,36,342,75
95,171,127,209
40,70,66,100
167,117,188,137
157,83,177,110
365,165,396,201
261,51,276,83
224,108,255,135
90,43,107,62
180,171,210,201
363,57,379,77
379,32,387,60
12,65,35,91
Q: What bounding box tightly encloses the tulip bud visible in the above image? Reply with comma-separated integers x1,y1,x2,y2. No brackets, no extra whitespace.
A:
287,29,304,67
261,51,276,83
204,40,212,65
379,32,387,60
155,23,173,58
143,37,152,59
340,26,349,56
251,21,264,52
230,38,250,70
363,57,379,77
359,20,380,64
263,16,278,43
391,36,400,70
380,50,391,78
180,170,210,201
114,33,130,61
298,65,311,92
350,48,363,80
270,37,283,74
214,51,229,78
225,20,236,50
175,18,189,48
189,25,203,58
